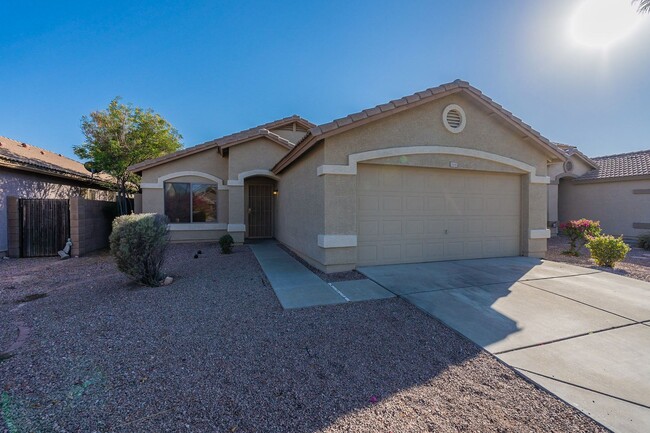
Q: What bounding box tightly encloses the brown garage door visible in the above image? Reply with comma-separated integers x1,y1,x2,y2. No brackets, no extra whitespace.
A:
357,164,521,266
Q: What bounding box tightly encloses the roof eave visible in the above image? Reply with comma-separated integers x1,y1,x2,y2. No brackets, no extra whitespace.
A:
274,82,567,173
0,156,115,189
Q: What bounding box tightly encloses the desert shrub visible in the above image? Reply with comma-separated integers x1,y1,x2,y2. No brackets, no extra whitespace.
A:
637,232,650,250
586,235,631,268
218,234,234,254
109,213,169,286
559,219,601,256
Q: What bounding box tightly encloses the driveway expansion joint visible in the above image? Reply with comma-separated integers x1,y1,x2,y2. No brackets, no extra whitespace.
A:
515,367,650,410
493,321,641,355
518,280,647,324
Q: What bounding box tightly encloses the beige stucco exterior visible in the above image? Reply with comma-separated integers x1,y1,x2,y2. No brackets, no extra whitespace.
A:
274,92,556,272
134,85,560,272
558,177,650,239
138,131,292,243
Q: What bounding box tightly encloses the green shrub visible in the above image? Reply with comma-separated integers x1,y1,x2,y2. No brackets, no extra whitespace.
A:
559,219,602,256
109,213,170,286
637,232,650,250
586,235,631,268
218,234,234,254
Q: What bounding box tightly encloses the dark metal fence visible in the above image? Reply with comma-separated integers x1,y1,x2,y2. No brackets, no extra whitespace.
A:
19,199,70,257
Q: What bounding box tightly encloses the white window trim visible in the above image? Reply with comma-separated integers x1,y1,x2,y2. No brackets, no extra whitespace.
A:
316,145,550,184
141,171,228,190
168,223,227,231
227,169,280,186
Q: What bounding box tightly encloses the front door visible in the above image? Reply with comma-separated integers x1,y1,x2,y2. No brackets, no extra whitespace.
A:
247,183,274,238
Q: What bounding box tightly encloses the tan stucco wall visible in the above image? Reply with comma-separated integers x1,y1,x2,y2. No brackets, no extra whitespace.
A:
227,138,289,179
275,144,325,266
323,92,550,176
548,155,594,235
140,148,227,184
305,92,553,270
139,147,231,242
559,177,650,238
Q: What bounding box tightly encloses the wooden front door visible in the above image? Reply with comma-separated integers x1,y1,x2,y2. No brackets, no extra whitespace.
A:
247,184,274,238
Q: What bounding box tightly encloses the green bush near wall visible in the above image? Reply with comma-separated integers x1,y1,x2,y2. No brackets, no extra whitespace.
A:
109,213,170,286
586,235,631,268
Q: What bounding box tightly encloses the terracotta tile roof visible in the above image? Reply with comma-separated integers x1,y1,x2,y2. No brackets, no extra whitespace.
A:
577,150,650,181
0,135,114,185
128,115,314,173
274,79,566,173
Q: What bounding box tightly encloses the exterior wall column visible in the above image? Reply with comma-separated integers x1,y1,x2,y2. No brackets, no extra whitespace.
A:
320,174,358,272
523,176,550,258
227,184,245,243
547,181,559,236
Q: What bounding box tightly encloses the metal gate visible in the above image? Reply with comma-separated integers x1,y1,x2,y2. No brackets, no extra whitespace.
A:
19,199,70,257
247,184,274,238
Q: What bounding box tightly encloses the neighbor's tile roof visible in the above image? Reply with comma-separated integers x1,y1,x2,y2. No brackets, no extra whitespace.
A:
0,135,114,185
128,115,314,173
274,79,566,173
577,150,650,181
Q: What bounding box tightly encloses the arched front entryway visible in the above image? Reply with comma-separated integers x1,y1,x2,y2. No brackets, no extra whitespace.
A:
244,176,277,239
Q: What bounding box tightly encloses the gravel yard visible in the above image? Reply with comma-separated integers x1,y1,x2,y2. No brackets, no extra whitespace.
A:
1,244,605,432
547,235,650,282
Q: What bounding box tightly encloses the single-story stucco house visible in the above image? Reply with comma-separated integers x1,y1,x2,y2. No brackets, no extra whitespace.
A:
0,136,115,257
549,144,650,239
130,79,570,272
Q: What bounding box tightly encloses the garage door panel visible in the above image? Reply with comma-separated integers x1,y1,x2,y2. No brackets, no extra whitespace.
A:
359,195,380,212
445,195,465,215
381,244,402,261
426,196,446,213
382,196,402,211
358,220,379,237
404,196,424,212
381,220,403,236
425,219,446,237
424,241,444,259
405,219,425,235
405,243,423,259
465,196,484,213
357,164,522,266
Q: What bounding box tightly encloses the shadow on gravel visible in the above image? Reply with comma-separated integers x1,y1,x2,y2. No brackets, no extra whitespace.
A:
0,244,601,432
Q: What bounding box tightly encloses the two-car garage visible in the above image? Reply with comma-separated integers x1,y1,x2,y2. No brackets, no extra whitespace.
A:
356,164,522,266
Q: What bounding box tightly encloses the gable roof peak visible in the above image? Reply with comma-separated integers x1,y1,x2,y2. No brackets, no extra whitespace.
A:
274,80,566,173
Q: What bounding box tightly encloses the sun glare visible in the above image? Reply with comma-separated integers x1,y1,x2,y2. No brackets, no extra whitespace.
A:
570,0,642,49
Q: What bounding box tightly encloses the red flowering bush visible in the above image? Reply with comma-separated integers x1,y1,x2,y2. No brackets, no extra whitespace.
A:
559,219,602,256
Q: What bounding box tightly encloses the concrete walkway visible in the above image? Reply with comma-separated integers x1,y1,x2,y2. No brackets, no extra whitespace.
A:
360,257,650,433
249,242,393,309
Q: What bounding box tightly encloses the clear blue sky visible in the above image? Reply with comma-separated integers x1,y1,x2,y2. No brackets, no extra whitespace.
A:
1,0,649,160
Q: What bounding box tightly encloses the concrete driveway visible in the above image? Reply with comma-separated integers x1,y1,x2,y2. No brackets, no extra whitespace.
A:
359,257,650,433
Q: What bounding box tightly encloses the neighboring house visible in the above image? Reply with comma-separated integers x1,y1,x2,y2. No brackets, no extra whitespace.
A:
549,144,650,239
0,136,115,257
129,80,566,272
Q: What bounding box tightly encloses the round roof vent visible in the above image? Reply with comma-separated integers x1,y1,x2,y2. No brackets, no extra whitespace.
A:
564,160,574,172
442,104,466,133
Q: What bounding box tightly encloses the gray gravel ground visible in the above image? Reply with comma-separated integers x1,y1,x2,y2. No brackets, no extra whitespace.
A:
1,244,606,432
547,235,650,282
